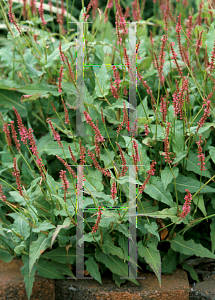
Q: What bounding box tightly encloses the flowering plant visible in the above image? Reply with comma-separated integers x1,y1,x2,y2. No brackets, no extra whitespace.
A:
1,0,215,299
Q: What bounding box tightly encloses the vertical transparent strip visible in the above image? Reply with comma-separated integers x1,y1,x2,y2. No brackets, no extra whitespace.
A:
120,165,146,280
76,23,85,137
128,22,137,137
120,165,136,279
76,165,93,279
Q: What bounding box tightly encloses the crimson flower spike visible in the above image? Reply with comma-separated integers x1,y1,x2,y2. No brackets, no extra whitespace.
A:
139,161,156,194
180,189,192,219
83,111,105,143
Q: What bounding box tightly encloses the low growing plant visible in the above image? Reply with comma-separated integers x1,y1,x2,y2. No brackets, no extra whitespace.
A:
1,0,215,299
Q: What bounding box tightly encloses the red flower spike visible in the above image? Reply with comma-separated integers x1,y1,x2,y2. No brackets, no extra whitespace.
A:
180,189,192,219
196,135,206,171
139,161,156,193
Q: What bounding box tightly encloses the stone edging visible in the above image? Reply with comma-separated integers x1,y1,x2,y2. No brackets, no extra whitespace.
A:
0,258,195,300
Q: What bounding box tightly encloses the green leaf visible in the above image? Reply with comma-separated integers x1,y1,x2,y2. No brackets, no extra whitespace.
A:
206,21,215,63
99,216,116,228
137,95,150,117
12,216,30,240
170,174,215,193
14,242,26,255
36,258,66,279
172,132,185,154
44,42,75,68
102,232,124,259
171,235,215,259
118,235,128,261
144,222,160,241
84,176,104,192
182,262,199,283
210,218,215,254
29,234,52,274
116,176,142,185
144,177,174,207
188,123,215,135
186,151,211,178
172,151,187,164
137,240,161,286
136,207,180,223
42,141,78,158
1,149,13,168
115,223,129,237
0,249,13,263
95,251,140,286
26,64,45,78
16,83,59,97
193,194,207,218
46,172,62,195
85,257,102,284
112,273,126,287
94,64,110,98
9,191,26,206
100,149,115,168
50,217,71,248
21,255,37,300
0,90,27,116
77,232,101,245
209,146,215,164
162,249,178,274
41,247,76,264
161,166,179,190
150,125,165,139
32,221,56,233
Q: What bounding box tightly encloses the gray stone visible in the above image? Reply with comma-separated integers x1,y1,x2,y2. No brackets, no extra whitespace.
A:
189,274,215,300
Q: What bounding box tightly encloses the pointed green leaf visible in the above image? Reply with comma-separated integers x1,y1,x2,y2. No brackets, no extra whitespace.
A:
206,21,215,63
171,235,215,259
144,222,160,241
51,217,71,248
172,132,185,154
41,247,76,264
172,151,187,164
144,177,174,207
102,232,124,259
137,207,180,223
95,251,140,286
0,90,27,116
9,191,26,206
170,174,215,193
112,273,126,287
29,234,52,274
0,249,13,263
36,258,66,279
210,218,215,254
162,249,178,274
182,262,199,283
16,83,58,97
115,223,129,237
209,146,215,164
137,240,161,286
85,257,102,284
42,141,78,158
21,255,37,300
44,42,75,68
193,194,207,218
118,235,128,261
12,216,30,240
186,151,211,178
161,166,179,190
94,64,110,98
32,221,56,233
